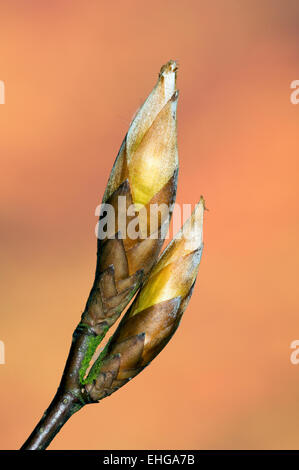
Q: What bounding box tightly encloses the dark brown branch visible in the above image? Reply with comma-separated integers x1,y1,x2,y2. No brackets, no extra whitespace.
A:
20,391,83,450
20,324,96,450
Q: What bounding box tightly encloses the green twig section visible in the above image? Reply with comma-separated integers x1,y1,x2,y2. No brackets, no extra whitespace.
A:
85,338,112,384
79,327,109,385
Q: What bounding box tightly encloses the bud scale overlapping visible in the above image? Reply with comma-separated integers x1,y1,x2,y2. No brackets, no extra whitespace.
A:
86,199,205,400
82,61,179,337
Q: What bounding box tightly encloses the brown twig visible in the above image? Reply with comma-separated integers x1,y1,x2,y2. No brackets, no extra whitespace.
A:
21,60,179,450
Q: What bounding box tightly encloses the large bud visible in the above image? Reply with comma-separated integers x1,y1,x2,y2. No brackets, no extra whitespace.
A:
86,198,205,400
82,61,179,336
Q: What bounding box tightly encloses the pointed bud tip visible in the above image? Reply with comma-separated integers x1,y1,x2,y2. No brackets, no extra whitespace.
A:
158,61,178,100
159,60,178,78
199,195,207,210
194,196,206,220
178,197,205,252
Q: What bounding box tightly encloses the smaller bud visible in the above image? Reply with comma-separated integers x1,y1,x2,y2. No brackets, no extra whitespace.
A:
130,196,204,316
87,198,205,401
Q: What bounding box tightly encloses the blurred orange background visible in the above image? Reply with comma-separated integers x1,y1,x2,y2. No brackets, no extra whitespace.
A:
1,0,299,450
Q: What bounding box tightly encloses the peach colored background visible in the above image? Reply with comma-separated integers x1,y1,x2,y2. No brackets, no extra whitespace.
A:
1,0,299,449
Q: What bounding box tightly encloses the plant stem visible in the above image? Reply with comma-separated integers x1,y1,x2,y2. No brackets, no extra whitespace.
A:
20,323,98,450
20,391,84,450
